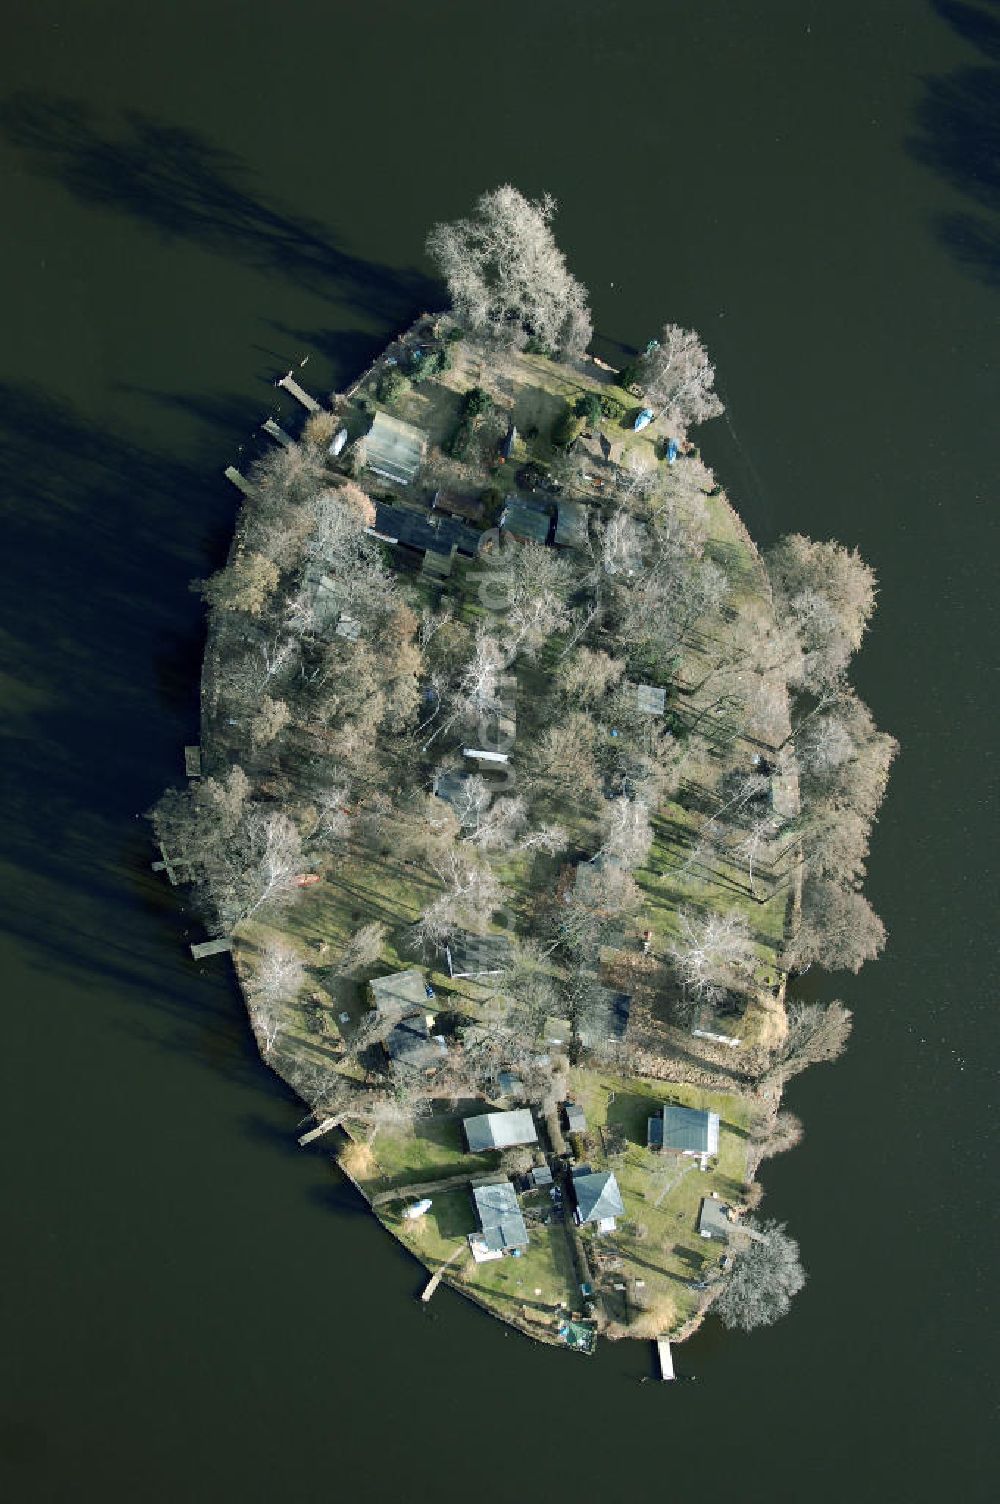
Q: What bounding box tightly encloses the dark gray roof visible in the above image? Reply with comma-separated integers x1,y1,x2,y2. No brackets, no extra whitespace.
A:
572,1169,625,1225
578,989,631,1049
647,1114,663,1150
661,1104,720,1155
555,499,589,548
565,1102,587,1133
500,495,551,544
446,931,513,979
472,1180,529,1252
531,1165,554,1186
463,1109,538,1152
698,1197,732,1240
385,1011,447,1070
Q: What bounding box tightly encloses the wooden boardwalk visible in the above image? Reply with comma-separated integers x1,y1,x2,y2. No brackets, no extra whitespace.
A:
277,371,320,412
190,937,232,960
420,1245,465,1303
262,418,293,447
223,465,255,497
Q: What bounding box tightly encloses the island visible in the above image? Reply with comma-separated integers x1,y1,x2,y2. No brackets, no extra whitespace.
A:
153,187,895,1360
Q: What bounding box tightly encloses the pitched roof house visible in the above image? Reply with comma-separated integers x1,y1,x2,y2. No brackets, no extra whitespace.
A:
649,1103,721,1156
469,1180,529,1260
572,1168,625,1231
463,1109,538,1153
365,411,427,485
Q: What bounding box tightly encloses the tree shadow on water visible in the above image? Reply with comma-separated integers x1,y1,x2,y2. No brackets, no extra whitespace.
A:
909,0,1000,287
0,92,440,320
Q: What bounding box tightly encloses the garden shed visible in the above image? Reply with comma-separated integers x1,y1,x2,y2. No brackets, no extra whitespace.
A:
365,411,427,485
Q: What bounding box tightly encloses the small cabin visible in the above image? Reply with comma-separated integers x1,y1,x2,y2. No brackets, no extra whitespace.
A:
500,495,551,545
365,411,427,486
571,1168,624,1232
469,1180,529,1261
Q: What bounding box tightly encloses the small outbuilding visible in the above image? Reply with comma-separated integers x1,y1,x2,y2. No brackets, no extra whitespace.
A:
572,1168,625,1232
463,1109,538,1154
635,683,667,716
564,1102,587,1135
469,1180,529,1260
365,411,427,486
554,499,589,549
531,1164,554,1187
445,931,513,979
698,1196,732,1241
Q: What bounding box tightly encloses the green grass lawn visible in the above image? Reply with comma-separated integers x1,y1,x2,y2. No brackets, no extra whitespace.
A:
568,1066,752,1335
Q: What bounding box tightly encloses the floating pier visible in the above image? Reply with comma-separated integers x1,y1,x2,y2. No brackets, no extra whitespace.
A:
656,1338,675,1381
262,418,293,447
224,465,255,497
189,937,233,960
277,370,320,412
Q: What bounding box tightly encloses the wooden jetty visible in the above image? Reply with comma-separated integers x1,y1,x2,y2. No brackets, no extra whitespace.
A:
262,418,293,447
420,1246,464,1303
277,370,320,412
151,844,181,885
224,465,255,497
184,745,202,779
190,937,233,960
656,1338,675,1381
298,1115,340,1148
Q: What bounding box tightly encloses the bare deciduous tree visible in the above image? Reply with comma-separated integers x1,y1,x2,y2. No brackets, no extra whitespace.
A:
426,185,593,358
768,535,878,690
790,879,886,973
669,907,754,1004
335,921,388,977
714,1219,805,1331
197,551,279,618
246,937,307,1010
634,323,724,433
767,1000,853,1083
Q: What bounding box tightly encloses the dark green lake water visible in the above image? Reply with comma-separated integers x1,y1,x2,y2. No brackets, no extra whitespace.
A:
1,2,996,1499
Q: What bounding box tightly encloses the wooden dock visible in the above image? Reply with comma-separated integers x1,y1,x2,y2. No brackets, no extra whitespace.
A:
656,1338,675,1381
277,371,320,412
297,1115,340,1148
262,418,293,447
151,844,182,885
190,937,233,960
224,465,255,497
420,1246,464,1303
184,745,202,779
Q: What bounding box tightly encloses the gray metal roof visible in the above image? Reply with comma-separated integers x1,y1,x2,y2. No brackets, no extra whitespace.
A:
463,1109,538,1152
555,499,589,548
531,1165,554,1186
698,1197,732,1240
635,683,667,716
369,968,428,1014
572,1169,625,1225
661,1104,720,1155
365,411,426,485
565,1102,587,1133
472,1180,529,1252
